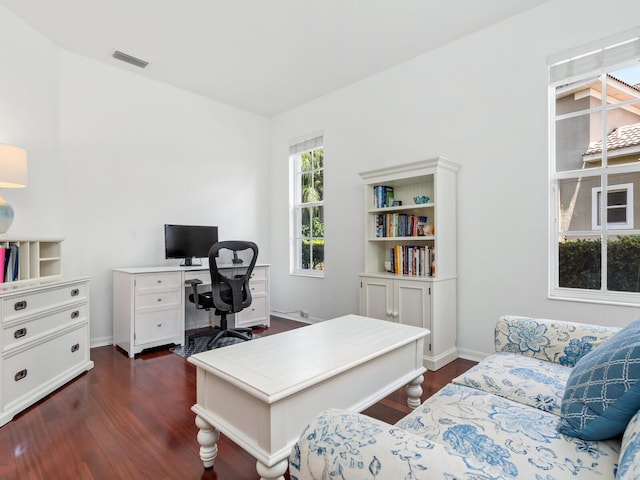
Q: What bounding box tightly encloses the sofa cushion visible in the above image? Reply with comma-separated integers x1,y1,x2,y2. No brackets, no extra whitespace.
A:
618,409,640,480
452,352,571,416
495,315,618,365
558,319,640,440
395,383,620,479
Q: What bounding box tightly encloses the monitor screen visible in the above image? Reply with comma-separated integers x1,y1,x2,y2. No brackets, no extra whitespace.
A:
164,224,219,266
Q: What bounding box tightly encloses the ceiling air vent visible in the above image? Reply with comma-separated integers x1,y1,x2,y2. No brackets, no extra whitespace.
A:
112,51,149,69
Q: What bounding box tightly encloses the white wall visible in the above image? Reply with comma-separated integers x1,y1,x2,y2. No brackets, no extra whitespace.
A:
0,6,270,345
269,0,640,360
5,0,640,359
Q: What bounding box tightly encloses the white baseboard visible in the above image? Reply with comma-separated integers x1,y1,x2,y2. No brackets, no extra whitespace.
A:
457,347,490,363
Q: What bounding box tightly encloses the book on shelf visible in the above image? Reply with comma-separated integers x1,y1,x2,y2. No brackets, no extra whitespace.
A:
1,244,19,283
373,185,394,208
375,213,429,238
389,245,434,276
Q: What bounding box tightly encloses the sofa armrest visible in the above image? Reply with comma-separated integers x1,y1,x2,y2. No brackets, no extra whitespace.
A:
495,315,620,366
290,409,484,480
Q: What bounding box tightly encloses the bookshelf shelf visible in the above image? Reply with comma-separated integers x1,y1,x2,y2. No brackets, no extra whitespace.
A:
358,157,458,370
0,238,63,286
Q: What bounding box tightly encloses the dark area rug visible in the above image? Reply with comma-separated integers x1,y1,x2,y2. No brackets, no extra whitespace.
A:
170,334,257,358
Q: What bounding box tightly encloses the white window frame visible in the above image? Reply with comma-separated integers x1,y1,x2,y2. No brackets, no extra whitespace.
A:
591,183,634,230
289,132,324,278
548,27,640,305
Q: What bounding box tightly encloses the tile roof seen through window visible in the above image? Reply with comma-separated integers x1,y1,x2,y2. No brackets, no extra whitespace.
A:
583,123,640,157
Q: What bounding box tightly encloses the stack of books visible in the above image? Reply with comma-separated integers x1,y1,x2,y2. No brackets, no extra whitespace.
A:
375,214,428,237
389,245,435,276
0,244,19,283
373,185,394,208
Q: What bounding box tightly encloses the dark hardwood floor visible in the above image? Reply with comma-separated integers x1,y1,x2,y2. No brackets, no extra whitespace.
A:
0,317,476,480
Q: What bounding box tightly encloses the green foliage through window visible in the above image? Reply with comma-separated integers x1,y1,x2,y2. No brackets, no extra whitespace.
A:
559,236,640,292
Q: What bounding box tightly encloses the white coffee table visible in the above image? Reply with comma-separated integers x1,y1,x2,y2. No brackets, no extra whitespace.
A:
188,314,429,480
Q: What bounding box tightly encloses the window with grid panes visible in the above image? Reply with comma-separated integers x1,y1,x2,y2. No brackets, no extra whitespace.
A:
550,29,640,303
289,134,324,276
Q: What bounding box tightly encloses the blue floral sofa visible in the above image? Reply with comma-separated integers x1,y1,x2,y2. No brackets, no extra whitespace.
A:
289,315,640,479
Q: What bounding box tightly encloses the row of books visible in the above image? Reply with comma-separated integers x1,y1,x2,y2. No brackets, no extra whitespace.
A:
375,213,429,237
372,185,394,208
0,245,19,283
389,245,435,276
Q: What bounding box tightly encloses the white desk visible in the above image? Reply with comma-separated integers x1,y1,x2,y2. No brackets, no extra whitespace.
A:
189,314,429,480
112,263,270,357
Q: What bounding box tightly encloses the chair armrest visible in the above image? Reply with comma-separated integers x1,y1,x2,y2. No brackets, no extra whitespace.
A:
495,315,621,366
290,409,476,480
185,278,204,310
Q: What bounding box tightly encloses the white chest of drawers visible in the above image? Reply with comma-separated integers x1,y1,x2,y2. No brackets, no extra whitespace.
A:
0,277,93,427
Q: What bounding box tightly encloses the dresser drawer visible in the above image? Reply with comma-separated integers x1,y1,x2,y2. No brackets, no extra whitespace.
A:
134,308,181,345
135,289,181,310
3,324,89,409
135,272,182,291
2,282,88,324
3,303,88,352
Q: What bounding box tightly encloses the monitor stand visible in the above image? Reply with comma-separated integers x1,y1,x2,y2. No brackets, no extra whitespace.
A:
180,257,203,267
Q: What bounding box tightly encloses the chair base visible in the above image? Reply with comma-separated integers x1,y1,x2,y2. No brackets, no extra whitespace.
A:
189,326,253,350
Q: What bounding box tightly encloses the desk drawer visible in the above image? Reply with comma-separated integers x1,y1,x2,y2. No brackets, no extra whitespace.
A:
3,324,89,409
135,290,181,310
3,303,88,352
248,280,266,296
2,282,88,324
250,268,267,281
135,272,182,291
135,308,181,345
237,296,267,326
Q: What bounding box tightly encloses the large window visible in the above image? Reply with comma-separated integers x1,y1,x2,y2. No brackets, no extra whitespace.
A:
289,133,324,276
550,29,640,303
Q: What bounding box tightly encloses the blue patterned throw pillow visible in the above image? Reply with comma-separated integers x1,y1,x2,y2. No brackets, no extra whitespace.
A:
558,319,640,440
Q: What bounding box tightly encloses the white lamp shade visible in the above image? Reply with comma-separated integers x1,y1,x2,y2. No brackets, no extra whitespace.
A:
0,144,27,188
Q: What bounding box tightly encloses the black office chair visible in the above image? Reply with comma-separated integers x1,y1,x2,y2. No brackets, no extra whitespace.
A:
186,241,259,350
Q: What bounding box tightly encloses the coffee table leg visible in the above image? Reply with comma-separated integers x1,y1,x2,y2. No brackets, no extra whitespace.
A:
195,414,220,469
406,374,424,409
256,458,288,480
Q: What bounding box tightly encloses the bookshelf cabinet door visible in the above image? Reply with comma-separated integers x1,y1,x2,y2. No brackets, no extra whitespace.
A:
360,277,393,321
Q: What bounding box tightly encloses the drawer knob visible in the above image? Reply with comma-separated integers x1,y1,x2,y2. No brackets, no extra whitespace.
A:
14,300,27,311
157,323,162,328
14,369,27,382
157,279,162,284
71,288,80,297
71,343,80,353
157,298,162,302
14,327,27,339
71,310,80,319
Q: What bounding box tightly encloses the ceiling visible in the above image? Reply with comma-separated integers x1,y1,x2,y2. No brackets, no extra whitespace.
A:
1,0,550,116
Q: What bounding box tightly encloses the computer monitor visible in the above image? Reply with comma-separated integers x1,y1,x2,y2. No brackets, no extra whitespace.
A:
164,224,219,266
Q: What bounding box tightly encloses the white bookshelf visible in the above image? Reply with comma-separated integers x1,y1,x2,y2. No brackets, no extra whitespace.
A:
359,158,458,370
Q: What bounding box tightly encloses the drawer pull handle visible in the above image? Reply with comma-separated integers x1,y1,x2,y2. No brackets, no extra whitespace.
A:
157,323,162,328
71,288,80,297
14,300,27,311
71,310,80,319
157,279,162,284
71,343,80,353
157,298,162,302
14,327,27,339
14,369,27,381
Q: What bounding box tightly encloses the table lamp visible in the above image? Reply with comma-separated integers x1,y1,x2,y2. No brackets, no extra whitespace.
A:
0,144,28,235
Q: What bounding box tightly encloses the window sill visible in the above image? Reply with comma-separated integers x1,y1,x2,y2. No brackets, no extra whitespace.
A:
290,270,324,279
549,288,640,307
